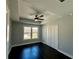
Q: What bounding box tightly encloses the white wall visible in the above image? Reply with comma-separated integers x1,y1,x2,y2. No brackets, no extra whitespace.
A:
6,6,10,56
11,21,42,46
42,15,73,57
9,0,19,20
6,2,12,59
58,15,73,56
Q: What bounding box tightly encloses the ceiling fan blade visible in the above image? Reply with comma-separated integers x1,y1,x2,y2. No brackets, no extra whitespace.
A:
39,19,44,20
40,15,44,17
35,15,38,17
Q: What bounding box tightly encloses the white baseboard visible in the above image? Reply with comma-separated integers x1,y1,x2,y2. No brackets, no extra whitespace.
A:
42,42,73,59
8,47,12,54
7,47,12,59
11,41,42,47
57,49,73,58
9,41,73,59
8,41,41,57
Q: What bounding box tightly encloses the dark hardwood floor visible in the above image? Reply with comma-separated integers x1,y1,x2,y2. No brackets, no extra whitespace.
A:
9,42,71,59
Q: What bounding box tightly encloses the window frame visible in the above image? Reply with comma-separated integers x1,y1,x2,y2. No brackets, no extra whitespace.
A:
24,26,31,40
24,26,39,40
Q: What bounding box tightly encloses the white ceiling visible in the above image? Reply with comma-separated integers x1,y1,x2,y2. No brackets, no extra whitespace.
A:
19,0,72,24
22,0,72,15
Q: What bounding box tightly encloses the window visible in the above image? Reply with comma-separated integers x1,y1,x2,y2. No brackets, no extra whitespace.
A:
24,26,38,40
32,27,38,39
24,27,31,39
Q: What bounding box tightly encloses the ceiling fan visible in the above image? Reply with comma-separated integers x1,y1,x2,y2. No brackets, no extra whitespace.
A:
34,14,44,21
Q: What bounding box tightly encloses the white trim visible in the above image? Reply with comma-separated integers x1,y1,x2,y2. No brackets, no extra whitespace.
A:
8,41,42,56
42,42,73,59
8,47,12,54
11,41,42,47
57,49,73,58
54,24,59,49
7,47,12,59
9,41,73,59
42,41,48,45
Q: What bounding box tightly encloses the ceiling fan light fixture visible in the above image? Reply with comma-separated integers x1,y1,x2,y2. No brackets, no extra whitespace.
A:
34,14,44,22
35,19,38,21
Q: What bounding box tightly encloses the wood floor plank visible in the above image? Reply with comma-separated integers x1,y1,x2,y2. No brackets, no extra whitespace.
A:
9,43,71,59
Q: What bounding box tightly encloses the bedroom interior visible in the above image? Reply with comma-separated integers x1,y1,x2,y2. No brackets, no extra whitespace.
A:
6,0,73,59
